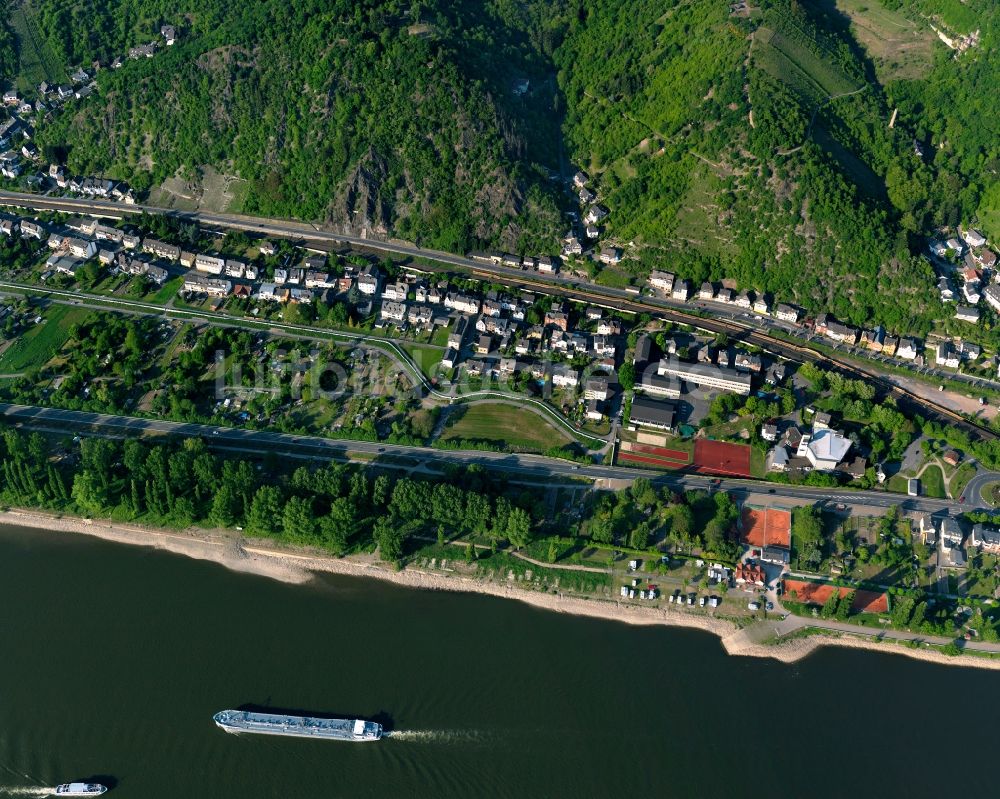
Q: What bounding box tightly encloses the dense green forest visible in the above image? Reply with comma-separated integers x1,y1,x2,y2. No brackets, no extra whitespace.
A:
5,0,1000,331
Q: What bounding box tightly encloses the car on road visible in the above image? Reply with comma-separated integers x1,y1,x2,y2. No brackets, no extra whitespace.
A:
765,602,774,611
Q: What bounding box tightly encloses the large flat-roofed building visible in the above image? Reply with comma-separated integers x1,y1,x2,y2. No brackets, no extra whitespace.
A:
636,371,681,399
656,357,752,395
629,396,676,431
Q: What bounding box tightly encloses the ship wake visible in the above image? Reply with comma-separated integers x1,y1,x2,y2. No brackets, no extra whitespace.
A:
385,729,488,744
0,788,53,797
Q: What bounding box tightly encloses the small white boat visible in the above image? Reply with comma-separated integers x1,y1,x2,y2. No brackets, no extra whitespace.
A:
55,783,108,796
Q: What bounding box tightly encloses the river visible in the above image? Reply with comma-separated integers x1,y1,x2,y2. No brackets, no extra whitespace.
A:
0,523,993,798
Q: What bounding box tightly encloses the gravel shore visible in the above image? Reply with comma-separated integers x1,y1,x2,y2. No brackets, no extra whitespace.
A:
5,509,998,671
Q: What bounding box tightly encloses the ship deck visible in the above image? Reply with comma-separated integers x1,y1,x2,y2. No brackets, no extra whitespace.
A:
214,710,380,739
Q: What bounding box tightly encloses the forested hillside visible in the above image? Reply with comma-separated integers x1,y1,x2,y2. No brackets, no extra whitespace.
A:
4,0,1000,331
23,0,565,253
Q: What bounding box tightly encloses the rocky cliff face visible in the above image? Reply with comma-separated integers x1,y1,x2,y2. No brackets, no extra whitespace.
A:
326,149,391,238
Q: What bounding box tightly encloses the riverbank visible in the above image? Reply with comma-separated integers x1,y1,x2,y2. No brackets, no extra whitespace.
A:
4,508,998,671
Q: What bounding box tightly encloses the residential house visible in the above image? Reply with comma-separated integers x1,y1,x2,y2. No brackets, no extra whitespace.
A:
357,265,381,296
304,271,336,289
256,283,283,302
940,518,964,550
225,259,246,279
584,377,610,401
161,25,177,45
985,285,1000,314
698,282,714,301
544,308,569,331
775,304,800,323
963,228,987,248
579,187,596,205
881,335,899,357
596,318,620,336
935,341,960,368
142,238,181,261
379,301,406,323
976,249,998,269
716,287,734,304
955,305,980,324
896,338,920,360
585,223,599,239
444,293,480,315
588,335,614,358
407,305,433,329
765,362,787,385
183,275,231,297
481,299,502,318
753,296,770,315
537,255,556,273
815,314,858,345
0,217,18,237
671,280,691,301
258,240,277,256
598,246,621,265
572,171,589,188
584,205,609,225
382,281,408,302
649,270,674,294
861,327,886,352
586,399,605,421
971,524,1000,553
448,317,469,350
733,352,762,372
960,341,981,360
65,237,96,259
761,423,778,442
917,515,937,546
562,236,583,256
19,220,44,240
551,365,579,388
195,254,225,275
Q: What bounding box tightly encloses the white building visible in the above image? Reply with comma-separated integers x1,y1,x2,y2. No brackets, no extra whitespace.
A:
195,254,225,275
649,270,674,293
798,428,851,471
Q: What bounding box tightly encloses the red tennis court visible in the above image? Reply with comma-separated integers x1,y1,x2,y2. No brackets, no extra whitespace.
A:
693,439,751,477
740,507,791,549
783,579,889,614
630,443,689,462
618,452,685,469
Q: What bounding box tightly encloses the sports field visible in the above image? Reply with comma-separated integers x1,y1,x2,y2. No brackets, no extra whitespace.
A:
783,579,889,614
740,507,791,549
617,440,691,470
693,439,752,478
440,402,573,453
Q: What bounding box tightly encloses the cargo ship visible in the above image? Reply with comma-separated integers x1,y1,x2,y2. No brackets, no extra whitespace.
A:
213,710,383,741
54,784,108,796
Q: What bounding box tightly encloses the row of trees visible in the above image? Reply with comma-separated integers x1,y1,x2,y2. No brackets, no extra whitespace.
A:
0,427,540,563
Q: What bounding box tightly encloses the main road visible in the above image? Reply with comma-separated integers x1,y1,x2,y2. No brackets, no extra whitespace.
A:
0,189,993,442
0,402,977,515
